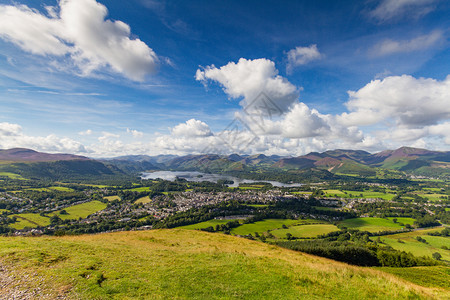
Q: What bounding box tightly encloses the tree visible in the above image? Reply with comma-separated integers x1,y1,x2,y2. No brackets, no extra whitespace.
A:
392,218,397,223
432,252,442,260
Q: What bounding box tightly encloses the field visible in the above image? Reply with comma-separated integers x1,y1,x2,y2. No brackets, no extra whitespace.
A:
339,217,414,233
0,229,447,299
324,189,396,200
377,266,450,290
135,196,152,204
271,224,339,239
379,228,450,261
104,195,121,201
415,192,448,202
11,213,51,229
53,201,107,220
125,187,151,192
230,219,304,235
179,219,231,230
0,172,25,180
49,186,75,192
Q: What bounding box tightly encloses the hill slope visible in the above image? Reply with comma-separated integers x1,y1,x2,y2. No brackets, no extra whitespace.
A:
0,229,447,299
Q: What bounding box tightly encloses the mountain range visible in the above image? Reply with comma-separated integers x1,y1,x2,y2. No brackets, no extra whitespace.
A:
1,146,450,180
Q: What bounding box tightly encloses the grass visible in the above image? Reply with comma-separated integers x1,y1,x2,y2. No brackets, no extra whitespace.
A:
49,186,75,192
104,195,121,202
135,196,152,204
376,266,450,290
125,187,151,192
271,224,339,239
339,217,414,233
231,219,303,235
379,228,450,261
0,229,447,299
11,213,51,229
324,189,396,200
0,172,25,180
178,219,231,230
415,193,448,202
53,201,107,220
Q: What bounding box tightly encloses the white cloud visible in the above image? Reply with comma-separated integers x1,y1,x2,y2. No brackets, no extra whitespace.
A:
78,129,93,136
171,119,212,137
0,122,87,153
196,58,299,113
369,0,437,22
286,44,321,72
127,128,144,138
370,31,443,56
340,74,450,128
0,0,158,81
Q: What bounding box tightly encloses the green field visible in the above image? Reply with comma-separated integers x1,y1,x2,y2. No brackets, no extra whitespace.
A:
377,266,450,290
379,228,450,261
135,196,152,204
54,201,108,220
11,213,51,229
0,172,25,180
339,217,414,233
104,195,121,202
324,190,395,200
272,224,339,239
179,219,231,230
231,219,303,235
49,186,75,192
0,229,446,299
125,187,152,192
415,193,448,202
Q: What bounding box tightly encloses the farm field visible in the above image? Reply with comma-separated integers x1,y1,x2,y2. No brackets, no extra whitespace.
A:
135,196,152,204
379,228,450,261
271,224,339,239
104,195,120,201
414,192,448,202
339,217,413,233
53,201,107,220
0,229,446,299
230,219,304,236
11,213,51,229
179,219,231,230
125,187,151,192
324,189,396,200
0,172,25,180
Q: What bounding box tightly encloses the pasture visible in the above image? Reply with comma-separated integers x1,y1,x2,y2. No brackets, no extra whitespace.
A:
179,219,231,230
54,201,107,220
271,224,339,239
11,213,51,229
0,229,445,299
339,217,413,233
135,196,152,204
379,228,450,261
230,219,303,236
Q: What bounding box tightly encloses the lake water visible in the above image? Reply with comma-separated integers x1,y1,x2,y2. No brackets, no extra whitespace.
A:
141,170,303,188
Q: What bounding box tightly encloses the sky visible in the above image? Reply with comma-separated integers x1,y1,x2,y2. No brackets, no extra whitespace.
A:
0,0,449,157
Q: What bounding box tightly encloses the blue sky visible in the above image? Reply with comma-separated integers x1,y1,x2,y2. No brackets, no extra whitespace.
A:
0,0,449,157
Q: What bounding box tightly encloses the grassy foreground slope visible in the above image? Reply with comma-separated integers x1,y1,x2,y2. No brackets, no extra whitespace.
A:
0,229,448,299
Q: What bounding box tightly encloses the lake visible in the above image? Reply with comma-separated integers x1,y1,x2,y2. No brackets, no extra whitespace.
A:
141,171,303,188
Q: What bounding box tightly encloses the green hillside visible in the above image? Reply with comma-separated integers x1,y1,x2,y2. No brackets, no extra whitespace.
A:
0,229,447,299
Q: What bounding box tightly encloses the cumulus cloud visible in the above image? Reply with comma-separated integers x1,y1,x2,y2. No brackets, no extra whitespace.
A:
0,122,86,153
171,119,212,137
0,0,158,81
127,128,144,138
370,31,443,56
196,58,299,112
339,74,450,127
286,44,321,72
369,0,437,22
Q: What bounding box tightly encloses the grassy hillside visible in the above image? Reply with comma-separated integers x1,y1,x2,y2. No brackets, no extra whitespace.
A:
0,229,448,299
